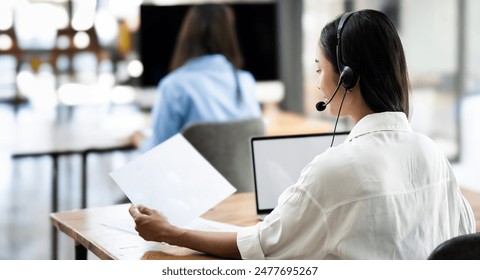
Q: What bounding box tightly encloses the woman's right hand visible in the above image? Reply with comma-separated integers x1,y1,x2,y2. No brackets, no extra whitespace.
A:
128,204,184,244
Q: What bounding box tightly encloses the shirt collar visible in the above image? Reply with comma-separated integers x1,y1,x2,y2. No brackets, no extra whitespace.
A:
184,54,229,70
346,112,412,142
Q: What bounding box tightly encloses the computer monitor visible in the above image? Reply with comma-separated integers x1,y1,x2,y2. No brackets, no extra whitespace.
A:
138,2,279,87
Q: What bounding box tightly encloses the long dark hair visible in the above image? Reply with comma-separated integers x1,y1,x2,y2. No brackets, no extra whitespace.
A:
320,9,410,117
169,4,244,72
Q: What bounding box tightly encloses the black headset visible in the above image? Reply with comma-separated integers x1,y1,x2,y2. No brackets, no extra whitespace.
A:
316,11,359,147
316,11,359,112
336,11,358,91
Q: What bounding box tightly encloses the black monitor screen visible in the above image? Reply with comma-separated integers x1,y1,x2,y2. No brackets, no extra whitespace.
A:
139,3,279,87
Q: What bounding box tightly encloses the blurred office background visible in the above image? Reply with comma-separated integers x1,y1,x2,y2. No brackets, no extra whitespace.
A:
0,0,479,259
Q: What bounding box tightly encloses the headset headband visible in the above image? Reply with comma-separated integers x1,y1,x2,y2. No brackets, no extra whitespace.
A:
336,12,355,72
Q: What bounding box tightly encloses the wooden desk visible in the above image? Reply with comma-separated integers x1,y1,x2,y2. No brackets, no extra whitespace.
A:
140,108,332,137
51,189,480,260
50,192,258,260
460,188,480,232
263,109,332,136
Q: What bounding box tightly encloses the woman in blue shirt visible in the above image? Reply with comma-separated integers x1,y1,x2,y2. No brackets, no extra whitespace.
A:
133,4,262,151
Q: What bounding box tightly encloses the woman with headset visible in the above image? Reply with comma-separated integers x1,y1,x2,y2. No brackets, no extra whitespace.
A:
128,9,475,259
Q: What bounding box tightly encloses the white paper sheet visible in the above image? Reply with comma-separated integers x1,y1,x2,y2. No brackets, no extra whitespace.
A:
102,217,243,235
109,134,237,227
185,217,243,232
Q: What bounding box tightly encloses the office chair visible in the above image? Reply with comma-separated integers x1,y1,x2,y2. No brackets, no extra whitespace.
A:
427,232,480,260
181,118,265,193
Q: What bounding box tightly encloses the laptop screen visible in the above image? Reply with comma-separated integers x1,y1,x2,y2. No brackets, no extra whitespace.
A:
251,132,349,216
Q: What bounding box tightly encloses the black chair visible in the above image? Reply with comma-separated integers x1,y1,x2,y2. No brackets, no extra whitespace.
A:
181,118,265,193
428,233,480,260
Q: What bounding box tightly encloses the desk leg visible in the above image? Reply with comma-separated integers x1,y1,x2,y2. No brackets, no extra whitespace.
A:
75,241,87,260
81,152,87,208
51,155,59,260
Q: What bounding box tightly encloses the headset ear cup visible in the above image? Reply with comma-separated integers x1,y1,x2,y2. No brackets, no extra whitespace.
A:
340,66,357,90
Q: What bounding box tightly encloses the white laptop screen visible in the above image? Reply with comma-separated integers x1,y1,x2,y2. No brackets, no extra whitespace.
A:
251,132,349,216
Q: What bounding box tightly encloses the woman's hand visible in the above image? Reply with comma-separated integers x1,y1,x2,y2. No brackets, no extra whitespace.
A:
128,204,184,244
130,131,146,148
128,204,241,259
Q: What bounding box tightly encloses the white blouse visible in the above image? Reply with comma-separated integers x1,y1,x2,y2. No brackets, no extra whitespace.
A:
237,112,475,259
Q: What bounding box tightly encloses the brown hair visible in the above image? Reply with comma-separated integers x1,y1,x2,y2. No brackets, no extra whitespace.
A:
169,4,244,72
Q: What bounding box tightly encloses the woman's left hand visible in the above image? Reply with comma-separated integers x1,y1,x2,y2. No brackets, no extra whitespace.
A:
129,131,145,148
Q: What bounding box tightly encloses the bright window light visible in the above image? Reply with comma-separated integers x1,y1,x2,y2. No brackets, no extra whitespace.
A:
58,82,112,105
16,70,36,97
98,72,116,88
73,31,90,49
107,0,141,19
95,10,118,47
0,0,14,31
111,85,136,104
72,0,96,31
14,2,57,49
127,60,143,78
0,35,13,51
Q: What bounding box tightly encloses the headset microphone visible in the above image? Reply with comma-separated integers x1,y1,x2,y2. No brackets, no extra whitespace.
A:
316,81,341,111
315,101,327,112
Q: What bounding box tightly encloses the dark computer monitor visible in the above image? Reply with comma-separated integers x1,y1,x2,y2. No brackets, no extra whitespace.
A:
138,2,279,87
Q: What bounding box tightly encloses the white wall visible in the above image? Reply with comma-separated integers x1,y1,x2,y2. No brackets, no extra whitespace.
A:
401,0,457,77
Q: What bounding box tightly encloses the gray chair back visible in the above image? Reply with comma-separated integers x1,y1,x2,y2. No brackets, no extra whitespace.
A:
428,232,480,260
181,118,265,192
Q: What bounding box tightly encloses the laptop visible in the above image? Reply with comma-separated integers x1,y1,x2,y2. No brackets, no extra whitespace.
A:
251,132,349,219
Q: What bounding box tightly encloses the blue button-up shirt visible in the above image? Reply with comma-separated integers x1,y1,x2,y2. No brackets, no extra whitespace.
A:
141,54,262,152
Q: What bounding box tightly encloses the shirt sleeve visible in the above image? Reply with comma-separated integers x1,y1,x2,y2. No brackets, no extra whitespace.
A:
236,182,331,259
237,224,266,259
140,78,187,152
